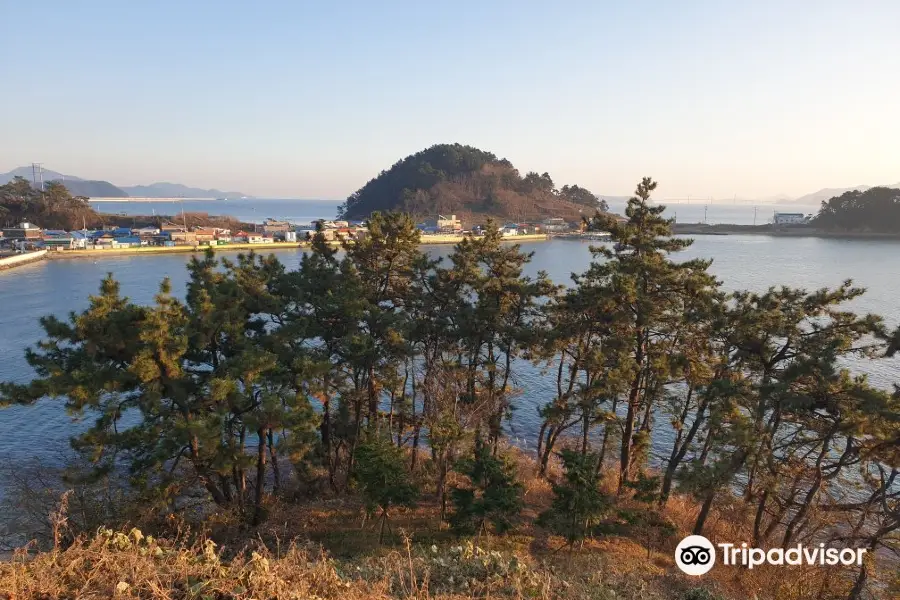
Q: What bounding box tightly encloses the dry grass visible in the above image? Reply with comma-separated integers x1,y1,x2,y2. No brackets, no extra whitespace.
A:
0,449,875,599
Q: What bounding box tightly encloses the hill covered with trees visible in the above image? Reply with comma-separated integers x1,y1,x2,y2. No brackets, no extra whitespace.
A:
0,176,100,229
338,143,608,222
813,186,900,232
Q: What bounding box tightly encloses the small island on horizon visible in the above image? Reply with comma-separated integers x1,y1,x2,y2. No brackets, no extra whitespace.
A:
338,143,611,224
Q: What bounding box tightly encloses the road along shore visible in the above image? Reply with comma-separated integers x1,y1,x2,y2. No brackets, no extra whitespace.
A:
44,234,550,261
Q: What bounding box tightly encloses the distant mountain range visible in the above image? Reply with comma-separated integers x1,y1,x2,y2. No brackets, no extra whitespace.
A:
120,182,249,199
0,166,252,199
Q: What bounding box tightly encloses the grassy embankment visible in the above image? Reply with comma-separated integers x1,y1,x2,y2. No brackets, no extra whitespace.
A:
0,450,874,600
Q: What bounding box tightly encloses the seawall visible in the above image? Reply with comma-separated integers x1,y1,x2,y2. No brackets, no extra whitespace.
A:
419,233,549,245
45,234,550,261
47,243,307,259
0,250,48,271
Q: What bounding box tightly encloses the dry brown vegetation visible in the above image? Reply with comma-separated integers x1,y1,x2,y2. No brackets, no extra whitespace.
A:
98,212,254,232
0,450,884,600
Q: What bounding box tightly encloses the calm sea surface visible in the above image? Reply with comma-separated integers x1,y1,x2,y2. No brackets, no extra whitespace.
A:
89,198,344,224
2,202,897,470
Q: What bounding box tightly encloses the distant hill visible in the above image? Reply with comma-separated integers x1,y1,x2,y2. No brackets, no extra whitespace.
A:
339,143,609,222
1,167,252,199
789,186,872,206
48,179,128,197
1,167,126,197
120,182,249,199
0,166,83,185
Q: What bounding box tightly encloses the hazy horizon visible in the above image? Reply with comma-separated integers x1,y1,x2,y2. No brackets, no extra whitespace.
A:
2,1,898,200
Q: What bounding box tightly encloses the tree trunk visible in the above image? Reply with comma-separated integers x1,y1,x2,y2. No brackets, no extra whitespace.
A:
378,509,389,544
581,407,590,456
846,559,869,600
618,396,638,494
267,429,281,494
367,365,378,427
693,488,716,535
752,489,768,546
253,428,267,525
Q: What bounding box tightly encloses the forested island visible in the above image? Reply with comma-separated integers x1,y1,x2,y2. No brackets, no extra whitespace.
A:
1,178,898,599
339,143,608,222
813,186,900,232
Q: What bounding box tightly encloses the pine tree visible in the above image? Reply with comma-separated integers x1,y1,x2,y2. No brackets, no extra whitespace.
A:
445,221,554,448
537,449,610,548
352,434,419,543
0,250,320,524
275,225,366,487
687,282,885,536
583,177,718,494
449,438,524,535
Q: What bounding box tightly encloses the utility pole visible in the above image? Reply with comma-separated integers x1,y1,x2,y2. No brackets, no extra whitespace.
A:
704,204,708,224
753,206,758,226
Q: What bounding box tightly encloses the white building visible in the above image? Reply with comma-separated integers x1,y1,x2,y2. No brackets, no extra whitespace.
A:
437,214,462,230
773,212,808,225
500,223,520,237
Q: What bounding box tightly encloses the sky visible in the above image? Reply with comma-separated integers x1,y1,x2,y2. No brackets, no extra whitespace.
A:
2,1,899,200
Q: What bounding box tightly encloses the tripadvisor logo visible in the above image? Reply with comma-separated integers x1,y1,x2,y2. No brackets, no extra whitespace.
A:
676,535,716,576
675,535,867,576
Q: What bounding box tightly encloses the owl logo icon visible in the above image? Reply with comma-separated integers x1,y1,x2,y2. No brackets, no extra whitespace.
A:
675,535,716,576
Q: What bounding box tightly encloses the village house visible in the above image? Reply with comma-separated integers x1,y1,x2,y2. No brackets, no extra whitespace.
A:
2,222,43,241
261,219,291,235
436,214,462,231
773,212,809,225
133,226,161,237
500,223,520,237
42,231,76,251
90,232,117,247
70,231,88,249
542,217,571,232
192,227,217,244
111,236,143,248
247,233,268,244
420,214,462,232
170,231,198,245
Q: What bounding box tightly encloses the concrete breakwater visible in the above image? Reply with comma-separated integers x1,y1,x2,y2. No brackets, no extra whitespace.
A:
0,250,48,271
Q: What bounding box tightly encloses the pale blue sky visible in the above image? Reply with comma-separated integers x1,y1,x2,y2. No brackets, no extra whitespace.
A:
2,1,898,199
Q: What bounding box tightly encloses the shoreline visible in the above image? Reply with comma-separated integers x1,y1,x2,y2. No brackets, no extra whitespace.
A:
0,250,48,270
43,234,550,261
673,223,900,240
